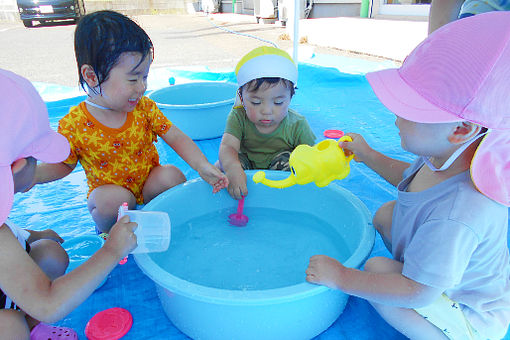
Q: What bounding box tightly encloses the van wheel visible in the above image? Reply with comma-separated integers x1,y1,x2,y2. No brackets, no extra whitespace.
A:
22,20,33,27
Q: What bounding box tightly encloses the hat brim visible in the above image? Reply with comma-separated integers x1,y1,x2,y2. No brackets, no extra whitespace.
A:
28,130,70,164
366,69,463,124
0,167,14,226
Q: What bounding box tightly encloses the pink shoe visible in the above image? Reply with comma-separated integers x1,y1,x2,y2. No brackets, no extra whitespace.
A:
30,323,78,339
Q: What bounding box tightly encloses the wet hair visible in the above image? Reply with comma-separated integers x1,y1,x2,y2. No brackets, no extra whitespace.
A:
74,10,153,93
241,77,295,97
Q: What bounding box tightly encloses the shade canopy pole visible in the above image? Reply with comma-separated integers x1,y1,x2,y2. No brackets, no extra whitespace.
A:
285,0,300,64
293,0,299,64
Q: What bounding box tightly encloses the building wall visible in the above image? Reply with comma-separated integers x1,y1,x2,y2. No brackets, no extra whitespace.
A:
369,0,429,19
84,0,197,15
0,0,428,23
309,2,360,18
0,0,18,21
0,0,199,22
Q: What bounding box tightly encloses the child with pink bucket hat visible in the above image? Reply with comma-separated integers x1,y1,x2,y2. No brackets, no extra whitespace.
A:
306,11,510,340
0,69,138,339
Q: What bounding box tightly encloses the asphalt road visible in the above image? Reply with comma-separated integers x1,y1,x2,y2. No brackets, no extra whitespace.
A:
0,13,356,88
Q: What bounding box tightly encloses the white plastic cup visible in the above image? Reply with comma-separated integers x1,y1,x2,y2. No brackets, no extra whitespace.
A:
122,210,171,254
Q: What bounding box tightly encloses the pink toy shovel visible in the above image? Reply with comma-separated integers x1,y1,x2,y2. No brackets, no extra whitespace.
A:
228,196,249,227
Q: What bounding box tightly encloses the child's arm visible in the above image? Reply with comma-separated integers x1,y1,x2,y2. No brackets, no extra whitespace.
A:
161,125,228,193
306,255,443,308
219,132,247,200
0,216,137,323
341,133,410,187
428,0,465,33
33,162,76,185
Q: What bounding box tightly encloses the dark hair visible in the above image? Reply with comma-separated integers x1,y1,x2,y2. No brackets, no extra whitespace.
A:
241,77,295,97
74,10,153,93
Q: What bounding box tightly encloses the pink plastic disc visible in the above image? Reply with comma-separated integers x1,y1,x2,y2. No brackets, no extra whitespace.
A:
85,307,133,340
324,129,344,139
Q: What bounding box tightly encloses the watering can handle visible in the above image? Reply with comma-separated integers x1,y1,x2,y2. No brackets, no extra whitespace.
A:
338,135,352,143
338,136,355,162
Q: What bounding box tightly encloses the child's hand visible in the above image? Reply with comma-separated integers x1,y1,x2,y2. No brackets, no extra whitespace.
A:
28,229,64,244
339,133,373,163
226,170,248,200
104,215,138,259
306,255,345,290
198,163,229,193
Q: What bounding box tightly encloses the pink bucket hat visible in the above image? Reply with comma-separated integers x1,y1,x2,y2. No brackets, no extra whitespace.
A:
366,12,510,206
0,69,70,225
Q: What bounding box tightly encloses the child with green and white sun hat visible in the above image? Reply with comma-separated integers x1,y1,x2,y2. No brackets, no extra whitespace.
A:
218,46,316,200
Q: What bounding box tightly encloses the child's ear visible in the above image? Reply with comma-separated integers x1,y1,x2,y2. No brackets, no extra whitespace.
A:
235,89,243,107
449,122,481,144
11,158,27,175
81,65,99,88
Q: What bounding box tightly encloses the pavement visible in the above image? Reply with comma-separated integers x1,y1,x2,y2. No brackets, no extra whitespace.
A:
298,16,428,61
0,12,428,88
207,13,428,61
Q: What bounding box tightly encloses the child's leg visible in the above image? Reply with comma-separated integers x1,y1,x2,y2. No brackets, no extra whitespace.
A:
364,257,448,340
372,200,395,252
237,153,254,170
0,309,30,339
142,165,186,203
268,151,291,171
214,153,253,172
29,239,69,280
88,184,137,233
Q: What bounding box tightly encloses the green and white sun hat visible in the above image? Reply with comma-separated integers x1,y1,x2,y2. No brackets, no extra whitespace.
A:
235,46,298,87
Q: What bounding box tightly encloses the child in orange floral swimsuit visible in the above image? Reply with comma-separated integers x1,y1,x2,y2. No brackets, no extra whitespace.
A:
33,11,228,233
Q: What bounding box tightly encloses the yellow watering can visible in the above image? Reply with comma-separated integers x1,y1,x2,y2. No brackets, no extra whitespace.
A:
253,136,354,189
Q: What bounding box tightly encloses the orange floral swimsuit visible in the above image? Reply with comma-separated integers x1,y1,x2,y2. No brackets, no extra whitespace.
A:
58,97,172,204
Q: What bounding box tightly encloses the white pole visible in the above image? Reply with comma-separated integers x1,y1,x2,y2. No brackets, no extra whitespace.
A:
292,0,299,64
285,0,300,63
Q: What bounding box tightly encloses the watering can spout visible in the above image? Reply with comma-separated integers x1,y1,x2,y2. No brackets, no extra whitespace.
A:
253,171,297,189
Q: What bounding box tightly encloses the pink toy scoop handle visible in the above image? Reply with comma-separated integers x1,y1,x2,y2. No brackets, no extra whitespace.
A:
228,196,248,227
237,196,245,214
118,202,129,265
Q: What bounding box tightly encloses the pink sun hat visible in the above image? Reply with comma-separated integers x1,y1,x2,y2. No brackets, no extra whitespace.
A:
366,11,510,206
0,69,70,225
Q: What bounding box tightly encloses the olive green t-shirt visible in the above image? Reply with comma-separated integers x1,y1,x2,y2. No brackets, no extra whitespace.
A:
225,106,316,169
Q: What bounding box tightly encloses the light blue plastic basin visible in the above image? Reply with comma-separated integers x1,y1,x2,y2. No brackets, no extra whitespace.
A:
148,82,238,140
134,170,374,340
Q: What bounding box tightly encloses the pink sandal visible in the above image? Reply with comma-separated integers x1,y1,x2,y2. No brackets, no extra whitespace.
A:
30,323,78,339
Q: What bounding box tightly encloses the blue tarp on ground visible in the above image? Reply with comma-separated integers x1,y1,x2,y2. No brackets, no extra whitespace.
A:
10,57,510,339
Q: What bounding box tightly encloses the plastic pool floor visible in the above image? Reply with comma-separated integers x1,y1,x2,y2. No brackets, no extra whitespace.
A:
10,58,510,339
